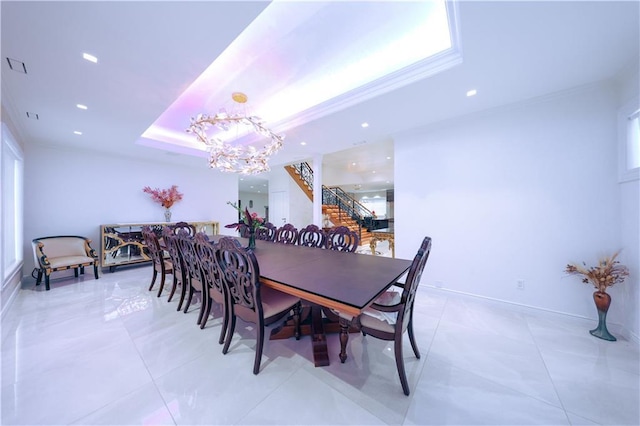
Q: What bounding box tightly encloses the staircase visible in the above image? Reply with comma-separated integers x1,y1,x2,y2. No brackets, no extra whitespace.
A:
285,162,375,247
322,204,374,246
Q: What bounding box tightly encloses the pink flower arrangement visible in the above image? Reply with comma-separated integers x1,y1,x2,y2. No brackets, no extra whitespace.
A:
143,185,183,209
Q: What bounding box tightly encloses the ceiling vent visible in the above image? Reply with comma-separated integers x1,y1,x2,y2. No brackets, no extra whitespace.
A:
6,58,27,74
26,112,39,120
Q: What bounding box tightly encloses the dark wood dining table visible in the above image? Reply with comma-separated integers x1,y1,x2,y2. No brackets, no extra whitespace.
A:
217,236,413,366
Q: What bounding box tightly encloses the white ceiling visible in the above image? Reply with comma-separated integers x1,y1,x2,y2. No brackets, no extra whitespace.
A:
2,1,638,194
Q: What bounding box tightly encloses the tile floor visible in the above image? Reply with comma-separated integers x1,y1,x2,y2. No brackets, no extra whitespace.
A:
2,253,639,425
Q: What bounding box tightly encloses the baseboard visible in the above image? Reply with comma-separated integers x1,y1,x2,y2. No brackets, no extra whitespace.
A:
422,285,640,346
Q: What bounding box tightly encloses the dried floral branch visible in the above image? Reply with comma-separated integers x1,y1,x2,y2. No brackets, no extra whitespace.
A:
565,251,630,293
143,185,183,209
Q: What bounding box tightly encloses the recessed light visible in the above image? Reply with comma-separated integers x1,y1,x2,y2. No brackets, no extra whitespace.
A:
300,141,307,146
351,162,356,166
82,53,98,63
466,89,477,97
386,156,391,160
73,131,82,135
372,170,376,174
361,122,369,128
76,104,88,110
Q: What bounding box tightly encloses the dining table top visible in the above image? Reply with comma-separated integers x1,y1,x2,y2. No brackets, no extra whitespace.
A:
212,235,412,317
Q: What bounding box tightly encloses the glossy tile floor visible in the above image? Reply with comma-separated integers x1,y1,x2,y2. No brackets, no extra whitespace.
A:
2,260,639,425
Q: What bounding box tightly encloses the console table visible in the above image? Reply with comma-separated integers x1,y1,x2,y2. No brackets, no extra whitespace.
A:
369,227,395,258
100,221,219,271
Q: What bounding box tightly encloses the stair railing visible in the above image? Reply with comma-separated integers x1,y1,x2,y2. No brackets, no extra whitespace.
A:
291,162,314,192
322,186,376,240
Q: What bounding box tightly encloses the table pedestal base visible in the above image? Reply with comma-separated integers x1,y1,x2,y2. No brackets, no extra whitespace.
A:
270,304,358,367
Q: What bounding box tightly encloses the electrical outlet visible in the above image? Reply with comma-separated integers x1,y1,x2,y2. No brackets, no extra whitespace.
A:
435,281,444,288
517,279,525,289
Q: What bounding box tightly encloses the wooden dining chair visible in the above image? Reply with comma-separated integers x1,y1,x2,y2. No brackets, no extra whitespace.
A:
274,223,299,245
141,226,173,297
325,226,359,252
255,222,277,241
297,224,326,248
161,227,188,311
194,233,228,342
171,221,196,237
176,231,207,327
215,237,301,374
356,236,432,396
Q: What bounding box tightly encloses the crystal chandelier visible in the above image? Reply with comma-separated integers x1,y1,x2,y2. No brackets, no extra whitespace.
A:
187,92,285,175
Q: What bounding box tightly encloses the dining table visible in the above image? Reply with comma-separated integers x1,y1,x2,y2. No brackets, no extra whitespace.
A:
216,236,413,367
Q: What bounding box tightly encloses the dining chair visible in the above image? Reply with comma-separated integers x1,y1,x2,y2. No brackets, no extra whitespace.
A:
297,224,326,248
274,223,299,245
215,237,301,374
141,226,173,297
176,231,207,327
193,233,228,342
161,227,188,311
357,236,432,395
325,226,359,252
255,222,276,241
171,221,196,237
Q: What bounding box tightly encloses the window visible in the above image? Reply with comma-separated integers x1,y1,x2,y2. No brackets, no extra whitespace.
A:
1,123,24,284
619,97,640,182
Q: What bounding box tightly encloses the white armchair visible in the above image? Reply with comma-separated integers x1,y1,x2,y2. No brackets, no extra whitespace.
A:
32,235,99,291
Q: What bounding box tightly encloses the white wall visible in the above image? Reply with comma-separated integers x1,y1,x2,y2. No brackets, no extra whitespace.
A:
23,144,239,275
394,83,634,331
268,167,312,229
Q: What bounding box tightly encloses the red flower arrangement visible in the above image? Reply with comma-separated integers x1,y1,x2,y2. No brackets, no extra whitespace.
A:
143,185,183,209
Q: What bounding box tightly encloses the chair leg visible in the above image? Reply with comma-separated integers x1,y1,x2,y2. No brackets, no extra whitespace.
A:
36,270,43,285
93,264,99,280
395,334,410,396
218,304,228,345
407,318,421,359
167,276,178,302
156,273,166,297
148,269,158,291
338,317,350,363
222,314,236,355
45,274,51,291
74,268,79,277
177,280,187,312
253,323,265,375
80,266,85,275
183,286,194,313
199,294,211,329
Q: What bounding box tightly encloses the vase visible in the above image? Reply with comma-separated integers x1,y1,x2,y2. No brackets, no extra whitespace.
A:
247,228,256,250
164,208,172,223
590,291,616,341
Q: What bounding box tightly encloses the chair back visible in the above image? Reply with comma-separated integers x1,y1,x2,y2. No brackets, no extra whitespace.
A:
325,226,359,252
193,233,225,298
162,227,184,277
142,226,165,269
397,237,432,331
176,231,203,290
297,224,326,248
255,222,276,241
215,237,263,321
171,221,196,237
274,223,299,245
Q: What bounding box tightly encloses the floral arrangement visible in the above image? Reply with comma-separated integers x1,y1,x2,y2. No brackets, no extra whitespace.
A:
225,201,264,233
143,185,183,209
565,251,630,293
